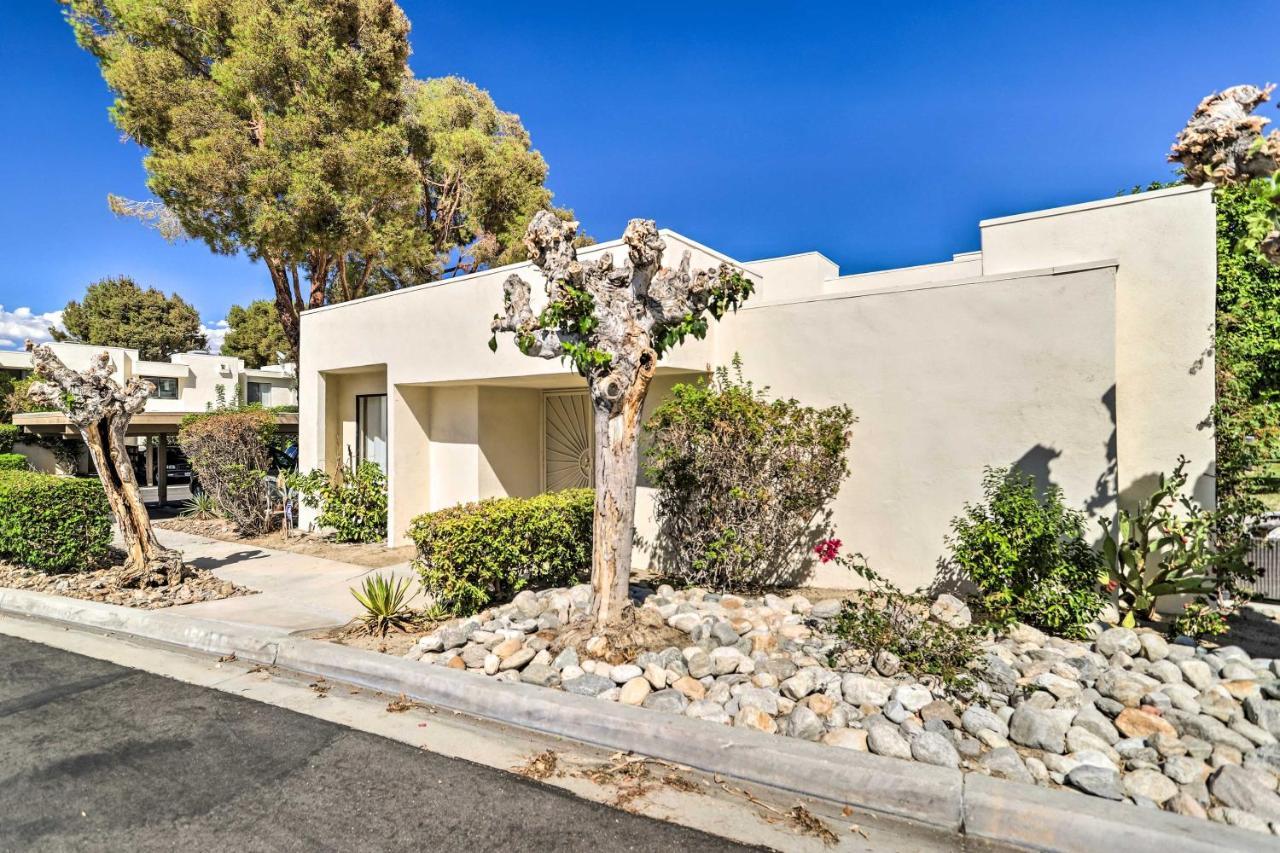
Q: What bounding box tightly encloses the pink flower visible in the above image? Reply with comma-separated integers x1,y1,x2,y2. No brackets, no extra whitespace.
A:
814,538,842,563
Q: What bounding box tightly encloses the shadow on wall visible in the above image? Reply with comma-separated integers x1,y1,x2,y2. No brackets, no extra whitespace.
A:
930,384,1119,595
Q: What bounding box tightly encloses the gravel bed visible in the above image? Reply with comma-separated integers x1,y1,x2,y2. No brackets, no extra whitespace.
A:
403,584,1280,835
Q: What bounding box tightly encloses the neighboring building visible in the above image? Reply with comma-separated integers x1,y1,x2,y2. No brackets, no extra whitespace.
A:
298,185,1216,589
5,342,297,497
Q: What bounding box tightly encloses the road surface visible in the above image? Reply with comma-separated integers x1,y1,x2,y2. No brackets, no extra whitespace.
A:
0,633,756,852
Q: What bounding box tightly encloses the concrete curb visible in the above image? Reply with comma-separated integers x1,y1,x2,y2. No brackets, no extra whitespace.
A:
0,588,1267,851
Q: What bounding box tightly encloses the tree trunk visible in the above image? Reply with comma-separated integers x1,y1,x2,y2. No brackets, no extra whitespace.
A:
266,257,301,364
589,361,654,627
25,344,186,587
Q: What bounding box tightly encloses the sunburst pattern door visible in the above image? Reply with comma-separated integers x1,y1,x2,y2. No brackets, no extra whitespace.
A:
543,390,593,490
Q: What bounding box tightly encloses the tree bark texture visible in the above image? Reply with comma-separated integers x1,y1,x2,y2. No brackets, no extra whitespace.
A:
492,212,743,627
25,343,186,586
1171,84,1280,263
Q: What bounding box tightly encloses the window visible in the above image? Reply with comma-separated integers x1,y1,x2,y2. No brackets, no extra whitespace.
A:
143,376,178,400
356,394,388,471
246,381,269,405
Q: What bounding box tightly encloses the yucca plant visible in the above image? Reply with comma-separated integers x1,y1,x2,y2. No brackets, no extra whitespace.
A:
181,492,220,520
350,572,416,636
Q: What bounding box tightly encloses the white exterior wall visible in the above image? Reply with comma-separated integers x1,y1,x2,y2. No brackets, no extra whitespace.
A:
0,343,297,414
979,184,1216,508
298,187,1216,589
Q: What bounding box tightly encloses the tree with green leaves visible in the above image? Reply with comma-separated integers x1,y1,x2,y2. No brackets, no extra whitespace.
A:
61,1,581,360
220,300,289,368
491,212,752,629
52,276,206,361
1211,182,1280,512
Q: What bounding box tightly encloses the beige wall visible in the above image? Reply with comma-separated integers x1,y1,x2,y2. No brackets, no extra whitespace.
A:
299,187,1216,588
705,265,1117,589
979,184,1216,508
479,387,542,500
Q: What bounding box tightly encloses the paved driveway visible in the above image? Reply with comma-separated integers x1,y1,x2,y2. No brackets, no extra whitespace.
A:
0,634,755,852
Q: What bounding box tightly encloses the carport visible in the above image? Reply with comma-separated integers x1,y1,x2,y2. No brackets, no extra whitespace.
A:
11,410,300,504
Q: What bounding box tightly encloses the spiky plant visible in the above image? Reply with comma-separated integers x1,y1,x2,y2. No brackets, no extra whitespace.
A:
350,573,416,636
181,492,220,520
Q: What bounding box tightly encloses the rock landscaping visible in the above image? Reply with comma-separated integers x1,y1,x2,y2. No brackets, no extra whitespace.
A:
400,583,1280,836
0,560,251,609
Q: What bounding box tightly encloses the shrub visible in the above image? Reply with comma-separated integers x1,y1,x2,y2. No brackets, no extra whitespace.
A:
816,539,980,691
289,459,387,543
178,409,277,534
1168,601,1231,640
948,467,1104,639
0,453,27,471
350,572,416,636
830,591,981,692
1099,455,1258,625
644,358,854,590
0,471,111,571
0,423,17,452
409,489,593,616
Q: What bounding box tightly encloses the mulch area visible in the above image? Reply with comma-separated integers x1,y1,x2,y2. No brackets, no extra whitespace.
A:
0,551,254,609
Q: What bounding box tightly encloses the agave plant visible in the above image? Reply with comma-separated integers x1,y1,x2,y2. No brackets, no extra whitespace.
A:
1098,456,1255,625
181,492,220,520
350,573,416,636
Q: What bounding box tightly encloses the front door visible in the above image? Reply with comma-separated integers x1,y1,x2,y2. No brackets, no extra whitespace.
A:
543,390,593,490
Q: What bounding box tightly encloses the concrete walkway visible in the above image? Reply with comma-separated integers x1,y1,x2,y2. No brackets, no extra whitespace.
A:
155,527,417,633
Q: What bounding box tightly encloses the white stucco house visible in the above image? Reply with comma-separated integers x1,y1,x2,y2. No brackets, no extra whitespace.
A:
3,342,296,497
298,185,1216,589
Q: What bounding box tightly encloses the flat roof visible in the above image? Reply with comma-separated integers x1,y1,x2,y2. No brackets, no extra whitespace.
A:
13,411,299,436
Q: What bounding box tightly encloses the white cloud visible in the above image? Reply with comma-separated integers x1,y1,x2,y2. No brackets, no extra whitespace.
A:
200,319,229,355
0,305,63,351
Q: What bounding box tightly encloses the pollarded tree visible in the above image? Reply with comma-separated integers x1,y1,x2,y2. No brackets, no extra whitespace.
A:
1171,84,1280,264
491,212,753,627
24,343,186,586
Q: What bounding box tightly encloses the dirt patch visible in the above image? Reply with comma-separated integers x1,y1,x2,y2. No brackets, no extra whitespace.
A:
0,554,254,609
1212,603,1280,659
306,620,443,657
551,606,688,664
157,517,416,568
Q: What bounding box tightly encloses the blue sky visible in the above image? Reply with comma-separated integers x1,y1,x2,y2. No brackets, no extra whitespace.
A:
0,1,1274,349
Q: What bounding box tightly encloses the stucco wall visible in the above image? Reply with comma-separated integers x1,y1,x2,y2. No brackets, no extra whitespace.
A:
478,387,542,500
298,187,1215,589
979,184,1216,508
704,264,1118,589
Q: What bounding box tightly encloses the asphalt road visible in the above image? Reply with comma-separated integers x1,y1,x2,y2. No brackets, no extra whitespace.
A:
0,634,755,852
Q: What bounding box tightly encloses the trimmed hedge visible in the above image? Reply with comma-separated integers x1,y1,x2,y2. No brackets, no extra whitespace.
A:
409,489,593,616
0,471,112,571
0,453,27,471
0,423,17,453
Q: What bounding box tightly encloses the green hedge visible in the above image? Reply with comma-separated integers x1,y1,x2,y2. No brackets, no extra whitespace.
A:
0,471,112,571
0,424,17,453
408,489,593,616
0,453,27,471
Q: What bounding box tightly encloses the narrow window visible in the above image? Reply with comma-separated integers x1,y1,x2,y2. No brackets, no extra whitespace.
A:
356,394,388,471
